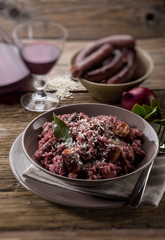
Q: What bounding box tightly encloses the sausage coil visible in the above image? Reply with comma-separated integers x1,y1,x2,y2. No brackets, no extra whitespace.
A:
72,43,113,78
85,49,124,82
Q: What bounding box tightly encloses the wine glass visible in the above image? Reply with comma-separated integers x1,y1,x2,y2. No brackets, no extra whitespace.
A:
12,20,68,112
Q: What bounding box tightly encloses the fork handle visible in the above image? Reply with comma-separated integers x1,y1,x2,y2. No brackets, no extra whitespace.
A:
127,161,153,207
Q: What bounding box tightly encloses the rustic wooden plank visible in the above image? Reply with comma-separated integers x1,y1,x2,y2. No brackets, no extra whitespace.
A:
0,229,165,240
0,188,165,230
0,177,165,230
0,39,165,234
0,0,165,40
1,90,165,231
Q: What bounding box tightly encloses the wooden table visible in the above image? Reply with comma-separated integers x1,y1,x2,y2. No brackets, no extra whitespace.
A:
0,38,165,239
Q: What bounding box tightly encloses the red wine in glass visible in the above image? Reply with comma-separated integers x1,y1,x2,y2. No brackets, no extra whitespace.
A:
0,42,30,93
21,42,61,75
12,21,68,112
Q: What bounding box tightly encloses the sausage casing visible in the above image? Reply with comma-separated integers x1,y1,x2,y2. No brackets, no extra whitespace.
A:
107,50,136,84
84,49,124,82
75,34,135,64
71,43,113,78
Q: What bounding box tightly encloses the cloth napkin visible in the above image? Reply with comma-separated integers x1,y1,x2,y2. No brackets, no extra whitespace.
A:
23,154,165,207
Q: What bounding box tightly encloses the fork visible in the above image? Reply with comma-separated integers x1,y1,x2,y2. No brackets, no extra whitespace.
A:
127,123,165,207
157,124,165,153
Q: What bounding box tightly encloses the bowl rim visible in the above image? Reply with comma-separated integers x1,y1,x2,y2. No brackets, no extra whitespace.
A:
71,46,154,87
22,103,159,184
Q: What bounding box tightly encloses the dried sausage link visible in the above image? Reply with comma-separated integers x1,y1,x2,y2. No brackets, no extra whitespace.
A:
75,34,135,64
107,49,136,84
71,43,113,78
84,49,124,82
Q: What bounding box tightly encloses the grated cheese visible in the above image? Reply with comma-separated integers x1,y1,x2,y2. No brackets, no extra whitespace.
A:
46,74,79,100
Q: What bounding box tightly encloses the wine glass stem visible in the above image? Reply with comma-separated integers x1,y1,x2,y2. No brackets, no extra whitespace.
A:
33,90,47,100
33,75,47,99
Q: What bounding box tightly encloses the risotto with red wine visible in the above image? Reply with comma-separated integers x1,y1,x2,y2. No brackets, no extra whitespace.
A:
35,112,145,180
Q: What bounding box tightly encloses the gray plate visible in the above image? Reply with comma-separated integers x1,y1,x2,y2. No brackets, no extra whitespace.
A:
9,133,126,208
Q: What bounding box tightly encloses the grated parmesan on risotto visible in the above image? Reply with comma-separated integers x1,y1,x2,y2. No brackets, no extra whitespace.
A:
46,74,79,100
35,112,145,180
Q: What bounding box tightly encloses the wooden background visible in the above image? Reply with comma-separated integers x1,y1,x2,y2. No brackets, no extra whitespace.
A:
1,1,165,239
0,0,165,40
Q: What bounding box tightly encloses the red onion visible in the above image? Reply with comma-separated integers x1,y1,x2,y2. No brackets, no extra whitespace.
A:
121,87,157,111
